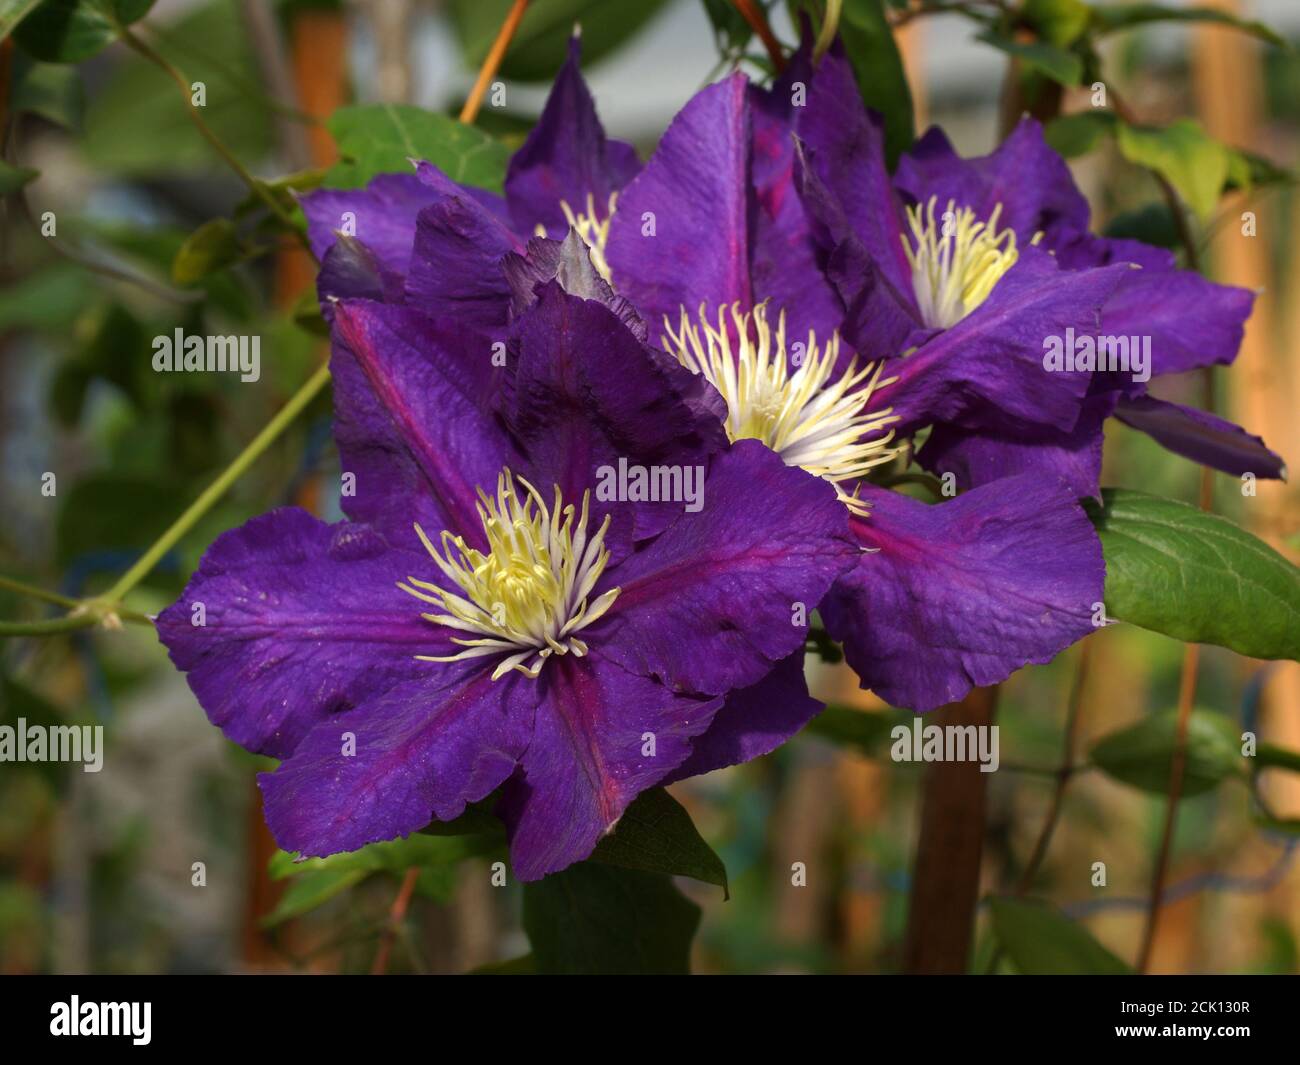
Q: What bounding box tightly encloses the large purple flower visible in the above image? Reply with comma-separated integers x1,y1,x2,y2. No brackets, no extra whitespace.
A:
156,277,856,880
795,48,1283,495
301,35,637,333
596,57,1106,710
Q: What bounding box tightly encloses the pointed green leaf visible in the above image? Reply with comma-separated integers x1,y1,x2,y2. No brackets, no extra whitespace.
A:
990,897,1131,974
1090,709,1244,796
590,787,728,895
324,104,508,192
13,0,155,63
1115,119,1229,222
1085,489,1300,661
523,863,700,974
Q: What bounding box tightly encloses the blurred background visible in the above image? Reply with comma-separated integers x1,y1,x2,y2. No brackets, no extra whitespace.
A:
1,0,1298,973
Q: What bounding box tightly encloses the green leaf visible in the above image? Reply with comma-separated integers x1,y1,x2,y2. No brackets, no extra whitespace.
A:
1103,201,1179,249
81,0,271,175
450,0,670,83
1091,3,1287,49
11,56,85,129
1084,489,1300,661
323,104,508,193
0,160,39,196
13,0,154,63
806,703,914,755
1115,119,1229,223
1022,0,1091,47
1090,709,1244,796
523,863,700,974
171,218,242,285
840,0,915,168
589,787,728,895
989,897,1131,974
0,0,43,40
1224,147,1294,194
1044,110,1116,158
976,30,1083,86
262,867,367,927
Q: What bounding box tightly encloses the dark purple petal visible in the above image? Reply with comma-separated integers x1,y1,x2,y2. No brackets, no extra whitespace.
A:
505,283,728,547
498,652,722,880
873,247,1130,435
822,475,1103,712
1115,394,1286,480
317,234,404,311
1098,266,1255,384
504,35,639,239
747,46,844,342
155,510,442,760
1048,226,1175,272
663,650,821,783
405,163,522,332
301,173,437,277
605,74,753,343
501,229,647,340
331,299,519,543
595,439,855,695
917,392,1119,499
798,47,913,297
260,663,534,858
894,118,1090,242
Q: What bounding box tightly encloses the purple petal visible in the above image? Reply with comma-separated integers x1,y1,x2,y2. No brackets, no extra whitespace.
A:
504,35,638,239
605,74,753,343
501,229,647,341
747,49,844,342
874,247,1129,434
301,173,437,277
664,650,821,782
1099,267,1254,383
155,510,442,760
498,652,722,880
1115,394,1286,480
260,664,534,858
405,163,522,332
596,439,855,695
798,48,913,297
317,234,404,311
331,299,519,543
894,118,1090,242
917,392,1119,499
821,476,1102,712
505,283,728,546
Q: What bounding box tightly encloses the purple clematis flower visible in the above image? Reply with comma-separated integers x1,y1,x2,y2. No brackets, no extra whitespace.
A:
301,34,636,332
156,266,856,879
795,47,1284,495
593,53,1107,711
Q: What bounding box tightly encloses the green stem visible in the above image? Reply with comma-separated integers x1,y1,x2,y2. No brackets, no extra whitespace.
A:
0,575,80,611
102,363,332,605
112,19,315,259
0,614,99,637
0,575,152,625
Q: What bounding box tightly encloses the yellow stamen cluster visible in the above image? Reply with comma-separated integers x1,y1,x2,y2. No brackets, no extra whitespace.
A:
902,197,1022,328
664,302,901,515
399,470,620,680
534,191,618,283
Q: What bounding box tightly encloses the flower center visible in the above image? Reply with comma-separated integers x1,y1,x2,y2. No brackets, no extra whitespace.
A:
664,302,901,515
535,191,618,283
399,469,620,679
902,197,1021,328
